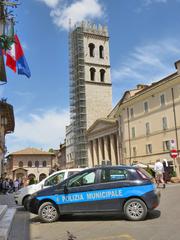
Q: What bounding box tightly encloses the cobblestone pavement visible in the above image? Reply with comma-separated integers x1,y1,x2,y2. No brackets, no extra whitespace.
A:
0,193,16,208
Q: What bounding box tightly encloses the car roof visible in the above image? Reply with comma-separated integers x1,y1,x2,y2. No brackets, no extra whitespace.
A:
81,165,137,171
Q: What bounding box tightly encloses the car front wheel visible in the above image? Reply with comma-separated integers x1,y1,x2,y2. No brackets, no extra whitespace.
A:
38,202,59,223
23,196,31,211
124,198,147,221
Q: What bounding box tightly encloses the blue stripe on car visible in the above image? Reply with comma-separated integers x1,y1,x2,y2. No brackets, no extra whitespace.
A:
37,184,155,205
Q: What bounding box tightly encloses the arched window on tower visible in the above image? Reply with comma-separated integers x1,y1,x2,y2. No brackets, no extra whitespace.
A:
42,161,47,167
88,43,95,57
99,45,104,59
100,69,105,82
19,161,23,168
35,161,39,168
28,161,32,167
90,68,96,81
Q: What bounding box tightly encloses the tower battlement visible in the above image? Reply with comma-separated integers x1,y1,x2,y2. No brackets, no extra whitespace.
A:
73,21,108,37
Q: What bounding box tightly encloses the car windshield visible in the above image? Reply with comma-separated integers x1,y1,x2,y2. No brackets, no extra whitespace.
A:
137,168,153,179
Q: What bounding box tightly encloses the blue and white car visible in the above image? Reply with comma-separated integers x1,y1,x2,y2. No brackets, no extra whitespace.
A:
28,166,160,222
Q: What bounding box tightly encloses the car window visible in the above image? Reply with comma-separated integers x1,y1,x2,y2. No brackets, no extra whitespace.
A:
67,171,80,178
101,169,128,183
44,172,65,186
68,170,96,187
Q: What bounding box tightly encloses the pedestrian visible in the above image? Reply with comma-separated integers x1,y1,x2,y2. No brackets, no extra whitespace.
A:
14,179,19,192
163,159,169,184
154,159,165,188
8,179,14,193
0,178,3,193
2,178,9,194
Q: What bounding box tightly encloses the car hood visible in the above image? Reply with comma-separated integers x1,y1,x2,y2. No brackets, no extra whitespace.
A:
19,183,41,194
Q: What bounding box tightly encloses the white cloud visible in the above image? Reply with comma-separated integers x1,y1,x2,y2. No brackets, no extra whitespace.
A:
112,39,180,85
38,0,61,8
6,108,69,153
37,0,104,30
51,0,103,30
144,0,167,5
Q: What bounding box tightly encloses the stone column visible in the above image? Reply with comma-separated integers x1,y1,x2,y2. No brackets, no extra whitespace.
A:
104,136,109,161
98,138,103,164
110,134,116,165
88,141,93,167
93,139,98,166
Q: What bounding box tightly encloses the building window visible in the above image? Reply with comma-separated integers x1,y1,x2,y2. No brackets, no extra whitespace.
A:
42,161,47,167
131,127,135,139
88,43,95,57
160,94,165,106
146,144,152,154
145,122,150,136
163,140,170,151
132,147,137,157
99,45,104,59
100,69,105,82
28,161,32,167
130,108,134,118
144,101,149,113
162,117,168,130
90,67,96,81
35,161,39,168
19,161,23,168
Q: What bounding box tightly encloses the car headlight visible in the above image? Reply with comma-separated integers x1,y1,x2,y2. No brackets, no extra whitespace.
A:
15,190,22,195
31,192,38,198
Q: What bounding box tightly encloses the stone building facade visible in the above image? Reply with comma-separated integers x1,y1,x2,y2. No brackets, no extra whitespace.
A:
0,99,14,177
87,61,180,177
5,148,55,182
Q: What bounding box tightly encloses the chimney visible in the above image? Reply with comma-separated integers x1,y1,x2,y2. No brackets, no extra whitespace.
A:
136,84,148,90
175,60,180,74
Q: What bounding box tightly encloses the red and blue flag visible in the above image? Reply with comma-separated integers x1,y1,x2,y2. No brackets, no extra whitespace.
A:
5,34,31,78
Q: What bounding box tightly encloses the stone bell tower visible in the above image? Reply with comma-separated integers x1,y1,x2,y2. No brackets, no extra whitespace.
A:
67,22,112,167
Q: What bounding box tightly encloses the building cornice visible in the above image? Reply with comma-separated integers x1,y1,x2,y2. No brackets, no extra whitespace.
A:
85,81,112,86
84,32,109,40
85,62,110,68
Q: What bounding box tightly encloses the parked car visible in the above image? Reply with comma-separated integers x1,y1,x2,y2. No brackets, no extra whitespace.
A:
14,168,84,210
28,165,160,222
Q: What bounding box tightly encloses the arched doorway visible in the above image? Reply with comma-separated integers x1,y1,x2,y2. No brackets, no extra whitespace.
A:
13,168,27,183
39,173,47,182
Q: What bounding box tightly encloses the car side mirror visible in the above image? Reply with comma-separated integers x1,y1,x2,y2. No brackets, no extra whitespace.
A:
64,185,68,194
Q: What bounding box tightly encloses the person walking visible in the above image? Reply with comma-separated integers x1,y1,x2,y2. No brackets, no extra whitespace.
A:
154,159,165,188
2,178,9,194
163,159,170,183
14,179,19,192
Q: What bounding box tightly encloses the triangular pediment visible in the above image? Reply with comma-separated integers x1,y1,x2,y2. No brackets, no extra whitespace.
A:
87,118,117,135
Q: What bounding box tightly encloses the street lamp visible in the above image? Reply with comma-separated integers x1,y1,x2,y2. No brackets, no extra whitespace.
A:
0,0,18,83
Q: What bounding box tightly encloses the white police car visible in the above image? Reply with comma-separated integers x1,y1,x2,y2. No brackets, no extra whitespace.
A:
28,166,160,222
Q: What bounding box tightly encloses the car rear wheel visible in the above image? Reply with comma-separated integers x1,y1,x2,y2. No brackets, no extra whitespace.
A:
124,198,147,221
38,202,59,223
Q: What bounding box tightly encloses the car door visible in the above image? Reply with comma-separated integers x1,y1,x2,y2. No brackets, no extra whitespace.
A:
92,167,132,212
58,169,101,214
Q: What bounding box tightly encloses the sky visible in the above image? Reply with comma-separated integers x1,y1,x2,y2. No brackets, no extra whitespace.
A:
1,0,180,153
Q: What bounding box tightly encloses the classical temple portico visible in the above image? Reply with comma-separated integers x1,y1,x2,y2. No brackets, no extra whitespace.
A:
87,119,120,167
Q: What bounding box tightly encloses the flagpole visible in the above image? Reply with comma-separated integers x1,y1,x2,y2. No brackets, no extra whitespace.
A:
0,0,7,83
